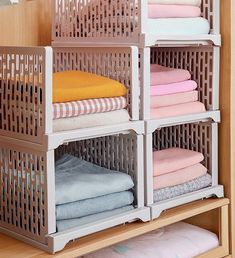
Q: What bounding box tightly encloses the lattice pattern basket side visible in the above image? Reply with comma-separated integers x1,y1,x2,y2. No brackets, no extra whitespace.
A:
140,46,220,120
0,142,56,244
52,0,219,45
55,132,144,208
53,47,139,120
0,47,53,144
145,122,218,205
52,0,140,44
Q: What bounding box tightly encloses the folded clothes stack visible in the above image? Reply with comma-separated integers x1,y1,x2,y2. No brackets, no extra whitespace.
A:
152,148,212,202
150,64,206,119
52,71,130,132
55,154,135,232
83,222,219,258
147,0,210,36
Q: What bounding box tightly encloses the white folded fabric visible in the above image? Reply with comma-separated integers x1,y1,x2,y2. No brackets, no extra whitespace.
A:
147,17,210,36
148,0,201,6
53,109,130,132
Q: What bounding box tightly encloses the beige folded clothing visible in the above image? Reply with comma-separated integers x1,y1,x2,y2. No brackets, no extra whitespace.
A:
53,109,130,132
151,91,198,108
151,101,206,119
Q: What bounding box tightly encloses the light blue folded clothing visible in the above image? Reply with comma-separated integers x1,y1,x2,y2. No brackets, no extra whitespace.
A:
56,191,134,220
55,154,134,205
153,174,212,202
57,205,134,232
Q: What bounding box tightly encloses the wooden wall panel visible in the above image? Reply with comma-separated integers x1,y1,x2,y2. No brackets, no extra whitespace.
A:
230,0,235,255
219,0,233,255
0,0,51,46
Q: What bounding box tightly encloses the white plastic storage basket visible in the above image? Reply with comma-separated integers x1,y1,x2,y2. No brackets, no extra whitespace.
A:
52,0,221,47
145,121,224,220
0,46,140,148
140,45,221,131
0,131,150,253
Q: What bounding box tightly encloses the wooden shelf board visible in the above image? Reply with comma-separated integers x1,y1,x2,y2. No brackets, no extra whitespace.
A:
0,198,229,258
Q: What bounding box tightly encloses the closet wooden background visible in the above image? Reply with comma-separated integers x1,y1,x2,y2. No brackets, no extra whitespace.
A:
0,0,234,256
0,0,51,46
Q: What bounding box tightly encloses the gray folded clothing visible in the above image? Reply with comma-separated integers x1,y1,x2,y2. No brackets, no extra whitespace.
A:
57,205,134,232
55,154,134,205
56,191,134,220
153,174,212,202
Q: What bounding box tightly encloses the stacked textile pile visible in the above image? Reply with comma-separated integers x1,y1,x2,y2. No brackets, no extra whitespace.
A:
152,148,212,202
55,155,135,232
52,71,130,132
147,0,210,36
83,222,219,258
150,64,206,119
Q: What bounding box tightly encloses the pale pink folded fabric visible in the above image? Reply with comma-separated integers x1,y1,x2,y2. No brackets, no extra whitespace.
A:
150,64,191,85
150,101,206,119
153,163,207,190
84,222,219,258
150,80,197,96
151,91,198,108
153,147,204,176
148,4,201,19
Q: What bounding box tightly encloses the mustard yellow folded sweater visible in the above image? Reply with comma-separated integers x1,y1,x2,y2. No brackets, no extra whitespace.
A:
53,71,127,103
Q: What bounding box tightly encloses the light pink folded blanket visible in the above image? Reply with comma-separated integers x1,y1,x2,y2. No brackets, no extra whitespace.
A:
153,163,207,190
151,91,198,108
151,101,206,119
150,64,191,86
153,147,204,176
84,222,219,258
150,80,197,96
148,4,201,19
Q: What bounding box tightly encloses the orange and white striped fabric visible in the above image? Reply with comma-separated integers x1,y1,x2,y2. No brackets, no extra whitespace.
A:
53,97,127,119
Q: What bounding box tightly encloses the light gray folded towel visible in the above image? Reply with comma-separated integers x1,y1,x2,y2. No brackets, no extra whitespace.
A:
56,205,134,232
153,174,212,202
55,154,134,205
56,191,134,220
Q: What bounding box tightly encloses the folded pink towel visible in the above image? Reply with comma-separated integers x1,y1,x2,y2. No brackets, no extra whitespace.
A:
150,80,197,96
153,148,204,176
84,222,219,258
151,91,198,108
151,101,206,119
153,163,207,190
150,64,191,86
148,4,201,19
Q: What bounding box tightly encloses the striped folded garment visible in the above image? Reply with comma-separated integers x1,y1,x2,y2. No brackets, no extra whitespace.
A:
53,96,127,119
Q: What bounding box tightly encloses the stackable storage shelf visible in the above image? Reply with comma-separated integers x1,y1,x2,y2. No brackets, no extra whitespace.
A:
0,46,150,253
52,0,221,47
0,46,140,149
145,121,224,219
0,0,225,255
140,45,221,131
0,130,150,254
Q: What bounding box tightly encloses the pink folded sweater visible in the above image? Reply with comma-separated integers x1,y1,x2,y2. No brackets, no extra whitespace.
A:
151,101,206,119
151,91,198,108
150,64,191,86
150,80,197,96
153,147,204,176
153,163,207,190
148,4,201,19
